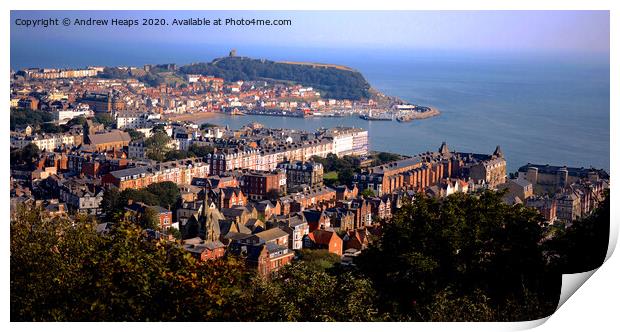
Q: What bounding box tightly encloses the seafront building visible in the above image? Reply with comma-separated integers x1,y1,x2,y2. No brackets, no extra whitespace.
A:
353,142,507,196
204,135,355,175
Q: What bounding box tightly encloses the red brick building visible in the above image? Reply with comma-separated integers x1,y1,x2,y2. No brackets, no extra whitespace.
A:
183,239,226,261
228,242,294,277
304,229,343,256
240,170,287,200
125,202,173,231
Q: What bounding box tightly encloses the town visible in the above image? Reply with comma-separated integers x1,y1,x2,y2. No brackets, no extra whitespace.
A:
10,62,609,278
10,52,436,121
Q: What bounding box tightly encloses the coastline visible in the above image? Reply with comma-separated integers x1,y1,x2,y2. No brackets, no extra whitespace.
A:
396,106,441,122
163,112,221,122
414,106,441,119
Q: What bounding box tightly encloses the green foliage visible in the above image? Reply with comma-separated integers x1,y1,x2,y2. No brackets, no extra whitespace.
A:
146,182,181,209
312,153,359,186
360,188,375,198
11,206,260,321
357,191,558,321
425,288,495,322
11,143,40,166
145,132,172,162
152,124,167,133
94,113,115,128
65,116,88,128
10,108,53,131
372,152,402,166
312,153,358,173
188,144,214,157
98,67,131,80
125,129,145,141
323,171,339,186
140,207,161,230
164,149,194,161
38,122,63,134
297,249,341,272
13,188,606,322
141,73,165,87
257,262,383,321
161,143,216,162
101,187,121,218
98,67,170,87
180,57,371,100
101,182,180,220
121,188,159,206
167,227,182,240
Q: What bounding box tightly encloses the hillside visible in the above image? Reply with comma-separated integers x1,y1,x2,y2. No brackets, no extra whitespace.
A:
179,56,371,100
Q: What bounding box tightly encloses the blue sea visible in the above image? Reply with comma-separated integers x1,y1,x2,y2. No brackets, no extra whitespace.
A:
11,45,610,172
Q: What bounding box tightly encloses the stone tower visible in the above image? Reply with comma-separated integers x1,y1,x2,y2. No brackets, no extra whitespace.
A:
438,142,451,156
202,189,220,242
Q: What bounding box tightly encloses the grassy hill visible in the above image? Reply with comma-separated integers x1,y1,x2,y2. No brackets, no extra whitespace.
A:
179,56,371,100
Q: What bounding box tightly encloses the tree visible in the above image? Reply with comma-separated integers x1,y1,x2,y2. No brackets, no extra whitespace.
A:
125,129,145,141
10,108,54,130
167,227,182,240
145,131,172,162
38,123,62,134
360,188,375,198
297,249,341,272
94,113,115,128
146,182,180,209
357,191,557,321
164,149,194,161
188,144,214,157
372,152,401,166
338,168,354,186
11,204,261,321
101,187,121,218
65,116,88,128
101,182,180,220
256,262,383,321
10,143,40,167
139,207,161,230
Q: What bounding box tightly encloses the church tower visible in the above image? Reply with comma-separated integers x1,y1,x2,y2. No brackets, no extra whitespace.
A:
202,187,220,242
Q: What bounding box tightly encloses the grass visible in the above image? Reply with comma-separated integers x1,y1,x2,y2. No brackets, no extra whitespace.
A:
324,171,338,181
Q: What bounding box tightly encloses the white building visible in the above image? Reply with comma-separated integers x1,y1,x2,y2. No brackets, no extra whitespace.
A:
11,133,78,151
116,112,161,129
324,127,369,157
53,109,93,124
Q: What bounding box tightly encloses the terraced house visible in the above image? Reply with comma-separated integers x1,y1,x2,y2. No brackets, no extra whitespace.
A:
102,158,209,190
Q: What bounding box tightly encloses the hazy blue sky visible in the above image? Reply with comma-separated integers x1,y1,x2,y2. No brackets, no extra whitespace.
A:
11,11,609,68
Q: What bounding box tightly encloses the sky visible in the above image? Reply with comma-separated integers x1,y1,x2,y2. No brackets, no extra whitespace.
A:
10,11,610,69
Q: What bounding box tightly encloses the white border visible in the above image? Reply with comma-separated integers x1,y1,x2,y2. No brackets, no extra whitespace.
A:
3,1,617,331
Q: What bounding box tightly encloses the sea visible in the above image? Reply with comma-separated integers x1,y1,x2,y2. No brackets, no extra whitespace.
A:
11,46,610,172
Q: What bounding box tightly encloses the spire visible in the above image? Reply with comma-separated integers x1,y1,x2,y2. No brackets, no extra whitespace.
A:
202,183,209,218
493,145,504,158
439,142,450,156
